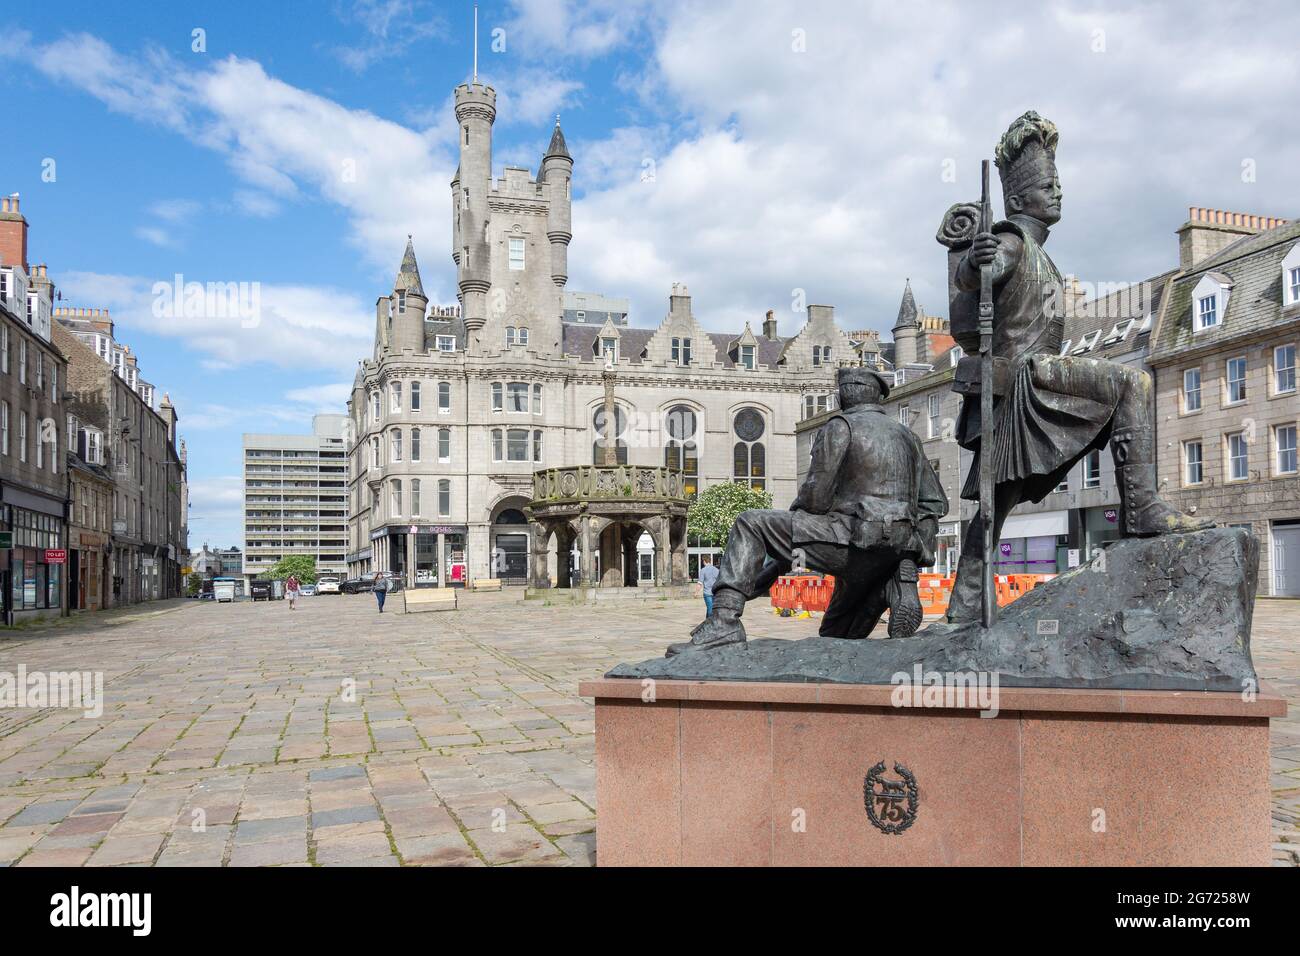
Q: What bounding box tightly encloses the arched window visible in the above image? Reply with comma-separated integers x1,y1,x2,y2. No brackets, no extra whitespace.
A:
532,383,542,414
438,427,451,462
391,428,402,462
592,406,628,464
410,381,421,411
438,480,451,517
664,405,699,498
411,479,421,516
438,381,451,413
371,392,381,421
506,327,516,347
732,408,766,490
496,508,527,525
390,381,402,412
370,436,380,469
410,427,421,462
517,327,529,346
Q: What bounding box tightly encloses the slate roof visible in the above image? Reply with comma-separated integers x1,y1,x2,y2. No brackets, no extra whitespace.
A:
394,238,425,297
543,121,571,162
1061,270,1174,361
1152,219,1300,362
559,324,789,368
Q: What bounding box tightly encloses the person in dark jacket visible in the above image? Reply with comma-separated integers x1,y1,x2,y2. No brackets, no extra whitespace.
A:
373,572,388,612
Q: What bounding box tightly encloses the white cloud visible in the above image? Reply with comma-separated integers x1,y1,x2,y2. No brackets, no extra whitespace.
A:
58,271,373,372
284,382,354,409
331,0,446,74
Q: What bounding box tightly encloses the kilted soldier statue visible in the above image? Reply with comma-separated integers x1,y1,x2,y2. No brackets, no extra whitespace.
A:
940,111,1212,625
668,367,948,656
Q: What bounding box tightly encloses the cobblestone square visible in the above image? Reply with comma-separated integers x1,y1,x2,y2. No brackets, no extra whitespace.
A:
0,594,1295,866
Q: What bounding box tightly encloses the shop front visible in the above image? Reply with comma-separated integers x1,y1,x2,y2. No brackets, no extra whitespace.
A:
70,531,110,612
371,524,468,588
1,487,67,623
993,509,1069,575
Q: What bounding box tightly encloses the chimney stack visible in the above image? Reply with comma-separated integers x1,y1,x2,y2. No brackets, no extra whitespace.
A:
762,309,778,340
1177,206,1288,271
0,191,28,273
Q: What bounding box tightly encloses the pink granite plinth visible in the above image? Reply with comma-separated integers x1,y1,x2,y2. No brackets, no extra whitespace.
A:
579,679,1285,867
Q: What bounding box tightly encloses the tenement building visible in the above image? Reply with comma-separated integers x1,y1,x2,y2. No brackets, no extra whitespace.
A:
1149,210,1299,596
0,195,68,621
55,319,187,604
346,80,854,587
242,414,350,584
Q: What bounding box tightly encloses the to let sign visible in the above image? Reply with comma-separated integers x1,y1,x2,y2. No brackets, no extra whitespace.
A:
45,549,67,564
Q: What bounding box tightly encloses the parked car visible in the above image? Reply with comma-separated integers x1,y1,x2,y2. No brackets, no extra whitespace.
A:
316,576,341,595
250,580,272,601
340,576,373,594
299,584,317,597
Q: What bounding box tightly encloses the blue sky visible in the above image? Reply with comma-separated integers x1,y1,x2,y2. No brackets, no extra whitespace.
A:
1,0,1296,548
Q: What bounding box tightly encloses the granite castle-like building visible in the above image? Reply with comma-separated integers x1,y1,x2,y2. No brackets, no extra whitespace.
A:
346,81,855,587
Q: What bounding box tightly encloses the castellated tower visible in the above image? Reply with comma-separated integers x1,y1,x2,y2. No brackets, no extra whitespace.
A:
541,119,573,288
453,82,497,334
891,278,919,367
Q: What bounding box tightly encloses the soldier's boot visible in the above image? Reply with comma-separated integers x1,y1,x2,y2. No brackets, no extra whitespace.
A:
886,559,923,639
666,588,748,657
943,553,986,626
1111,425,1215,537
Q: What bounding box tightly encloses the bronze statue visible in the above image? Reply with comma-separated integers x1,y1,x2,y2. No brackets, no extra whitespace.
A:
667,367,948,656
940,111,1212,626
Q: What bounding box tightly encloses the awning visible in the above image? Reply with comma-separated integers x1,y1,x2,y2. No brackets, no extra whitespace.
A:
1000,510,1068,540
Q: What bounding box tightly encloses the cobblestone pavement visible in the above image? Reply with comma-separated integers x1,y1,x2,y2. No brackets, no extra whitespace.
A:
0,594,1295,866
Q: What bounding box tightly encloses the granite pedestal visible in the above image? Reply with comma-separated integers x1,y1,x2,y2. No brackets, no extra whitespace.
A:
580,678,1284,866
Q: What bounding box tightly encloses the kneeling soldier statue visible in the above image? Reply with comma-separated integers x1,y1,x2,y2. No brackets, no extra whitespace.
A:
668,367,948,656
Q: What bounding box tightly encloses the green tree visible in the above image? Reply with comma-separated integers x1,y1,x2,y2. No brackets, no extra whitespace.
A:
260,554,318,583
687,482,773,548
185,572,204,597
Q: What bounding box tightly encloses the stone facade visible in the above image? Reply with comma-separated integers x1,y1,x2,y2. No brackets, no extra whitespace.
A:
1151,214,1300,596
0,248,68,622
55,321,187,605
346,80,853,587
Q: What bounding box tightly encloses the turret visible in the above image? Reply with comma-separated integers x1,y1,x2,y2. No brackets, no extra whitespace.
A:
391,237,428,353
453,82,496,334
541,117,573,288
891,279,918,367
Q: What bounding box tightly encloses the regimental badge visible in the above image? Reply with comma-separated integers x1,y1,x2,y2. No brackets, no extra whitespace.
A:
864,761,919,834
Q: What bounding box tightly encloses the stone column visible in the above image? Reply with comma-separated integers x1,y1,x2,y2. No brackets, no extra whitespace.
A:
405,529,416,589
600,371,618,466
579,516,595,586
436,532,446,587
529,520,551,589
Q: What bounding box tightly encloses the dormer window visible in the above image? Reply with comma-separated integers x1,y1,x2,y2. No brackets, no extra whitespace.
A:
949,345,964,366
1102,319,1133,346
1072,330,1101,354
1192,272,1232,331
601,338,618,363
739,344,755,370
1059,339,1072,355
1197,295,1217,329
1283,244,1300,306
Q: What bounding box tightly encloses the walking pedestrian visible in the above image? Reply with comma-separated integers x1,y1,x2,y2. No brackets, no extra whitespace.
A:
698,554,719,617
286,574,300,610
373,571,388,613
